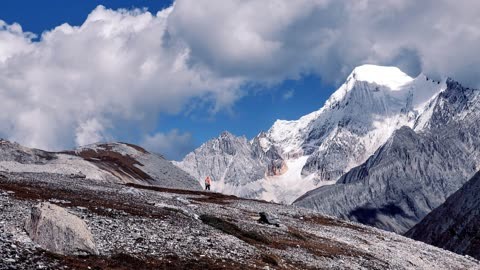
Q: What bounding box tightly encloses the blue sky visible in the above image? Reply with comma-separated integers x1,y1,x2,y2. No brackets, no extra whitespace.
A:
1,1,174,34
0,1,334,159
1,1,478,160
156,75,332,145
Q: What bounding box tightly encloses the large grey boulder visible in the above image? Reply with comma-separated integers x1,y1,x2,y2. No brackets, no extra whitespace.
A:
258,212,280,227
24,202,98,255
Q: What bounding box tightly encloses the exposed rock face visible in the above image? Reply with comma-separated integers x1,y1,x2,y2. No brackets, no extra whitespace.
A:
24,202,98,255
294,79,480,233
406,170,480,260
176,65,445,203
174,131,285,198
267,159,288,176
0,139,56,164
251,132,288,177
258,212,280,227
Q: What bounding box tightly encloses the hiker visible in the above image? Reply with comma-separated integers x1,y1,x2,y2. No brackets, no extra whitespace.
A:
205,176,212,191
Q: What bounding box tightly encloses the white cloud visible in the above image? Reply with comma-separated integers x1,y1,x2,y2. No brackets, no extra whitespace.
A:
169,0,480,86
282,89,294,100
0,1,479,153
0,20,34,62
140,129,194,160
0,6,241,150
75,118,109,147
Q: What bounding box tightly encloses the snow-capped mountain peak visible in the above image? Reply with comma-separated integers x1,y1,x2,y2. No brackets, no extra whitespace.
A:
294,76,480,233
176,64,447,203
349,64,414,90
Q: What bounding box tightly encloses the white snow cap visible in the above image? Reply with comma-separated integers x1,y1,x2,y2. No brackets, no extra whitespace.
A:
350,64,414,90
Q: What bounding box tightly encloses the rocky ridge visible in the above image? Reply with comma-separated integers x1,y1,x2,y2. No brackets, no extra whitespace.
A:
0,140,201,191
406,170,480,260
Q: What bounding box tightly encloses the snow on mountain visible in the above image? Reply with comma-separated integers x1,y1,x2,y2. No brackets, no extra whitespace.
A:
0,139,201,191
294,78,480,233
175,65,446,203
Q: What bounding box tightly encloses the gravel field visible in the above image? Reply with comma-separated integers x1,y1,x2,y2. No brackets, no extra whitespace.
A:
0,172,479,269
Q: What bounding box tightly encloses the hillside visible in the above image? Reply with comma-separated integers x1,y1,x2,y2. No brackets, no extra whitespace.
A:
406,170,480,260
0,139,201,191
0,170,478,269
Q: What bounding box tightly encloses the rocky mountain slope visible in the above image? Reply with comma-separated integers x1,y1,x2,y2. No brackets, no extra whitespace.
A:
176,65,445,203
405,170,480,260
174,132,285,200
294,79,480,233
0,139,201,191
0,171,478,269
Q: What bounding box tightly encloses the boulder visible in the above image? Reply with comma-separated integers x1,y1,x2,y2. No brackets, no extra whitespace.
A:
258,212,280,227
24,202,98,255
69,172,86,179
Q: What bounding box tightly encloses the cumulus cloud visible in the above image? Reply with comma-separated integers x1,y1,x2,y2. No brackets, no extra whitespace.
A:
0,6,241,150
0,1,479,154
169,0,480,85
75,118,109,147
0,20,34,62
140,129,194,160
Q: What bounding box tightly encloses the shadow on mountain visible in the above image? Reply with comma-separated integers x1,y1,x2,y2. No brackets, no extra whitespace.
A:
348,203,407,227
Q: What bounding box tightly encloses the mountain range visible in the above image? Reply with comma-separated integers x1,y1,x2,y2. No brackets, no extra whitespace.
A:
175,65,446,203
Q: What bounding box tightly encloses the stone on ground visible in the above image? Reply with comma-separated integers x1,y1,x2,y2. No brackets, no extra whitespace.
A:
24,202,98,255
258,212,280,227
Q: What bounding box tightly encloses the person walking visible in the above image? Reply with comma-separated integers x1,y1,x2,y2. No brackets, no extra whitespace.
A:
205,176,212,191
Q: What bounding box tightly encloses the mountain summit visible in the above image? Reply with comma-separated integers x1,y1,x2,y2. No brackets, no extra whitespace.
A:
347,64,414,90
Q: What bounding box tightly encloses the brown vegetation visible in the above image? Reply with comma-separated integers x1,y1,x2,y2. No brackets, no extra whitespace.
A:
303,215,371,234
41,251,248,270
64,144,152,182
126,183,269,205
200,214,380,263
200,214,270,245
0,180,170,219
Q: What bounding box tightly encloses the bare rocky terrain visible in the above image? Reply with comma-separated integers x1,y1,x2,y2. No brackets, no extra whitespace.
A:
0,171,479,269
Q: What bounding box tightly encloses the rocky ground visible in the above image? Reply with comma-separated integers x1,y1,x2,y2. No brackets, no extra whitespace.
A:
0,171,479,269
